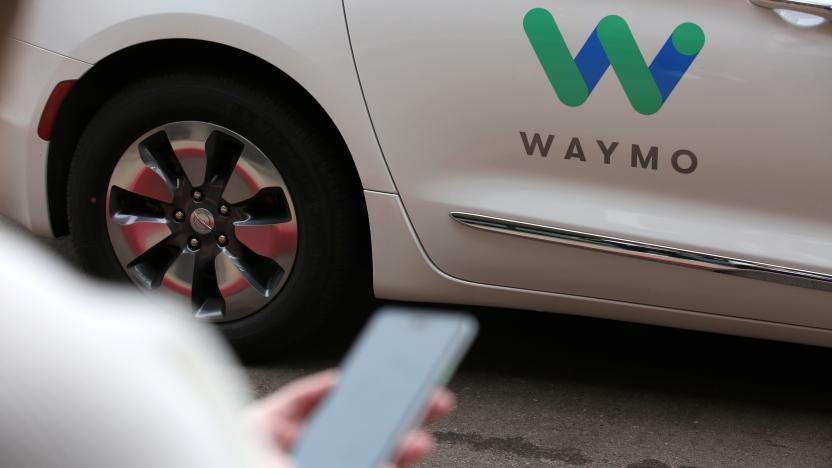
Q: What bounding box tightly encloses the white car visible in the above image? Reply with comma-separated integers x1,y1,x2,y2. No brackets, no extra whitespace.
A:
1,0,830,351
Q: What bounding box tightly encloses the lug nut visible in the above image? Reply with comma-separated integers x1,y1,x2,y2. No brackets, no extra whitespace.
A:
173,210,185,221
192,190,203,201
219,204,230,216
217,234,228,246
188,237,200,250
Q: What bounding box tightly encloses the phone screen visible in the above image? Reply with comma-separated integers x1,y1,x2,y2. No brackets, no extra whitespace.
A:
293,307,477,468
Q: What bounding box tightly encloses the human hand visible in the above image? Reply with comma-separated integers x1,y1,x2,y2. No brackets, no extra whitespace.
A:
246,369,455,468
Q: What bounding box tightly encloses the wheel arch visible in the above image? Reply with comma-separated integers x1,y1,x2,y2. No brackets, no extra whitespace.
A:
47,39,370,242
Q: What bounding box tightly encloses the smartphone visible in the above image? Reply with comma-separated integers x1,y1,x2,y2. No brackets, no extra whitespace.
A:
293,307,478,468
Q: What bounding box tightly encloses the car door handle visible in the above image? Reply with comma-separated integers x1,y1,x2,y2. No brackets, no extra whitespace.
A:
750,0,832,20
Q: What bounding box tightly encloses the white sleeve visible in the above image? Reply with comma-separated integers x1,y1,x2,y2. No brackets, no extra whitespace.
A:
0,230,288,468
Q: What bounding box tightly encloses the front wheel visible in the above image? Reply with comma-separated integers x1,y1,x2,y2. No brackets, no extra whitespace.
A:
67,74,369,353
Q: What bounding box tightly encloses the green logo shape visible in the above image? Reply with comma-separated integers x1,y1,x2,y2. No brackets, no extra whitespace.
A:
523,9,705,115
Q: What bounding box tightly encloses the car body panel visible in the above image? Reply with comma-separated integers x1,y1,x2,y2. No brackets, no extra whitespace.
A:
0,39,89,235
345,0,832,328
366,190,832,347
0,0,829,345
9,0,396,214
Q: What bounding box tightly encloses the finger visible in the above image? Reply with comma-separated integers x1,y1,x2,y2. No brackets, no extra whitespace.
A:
423,388,456,425
260,369,339,420
268,420,301,451
393,429,434,468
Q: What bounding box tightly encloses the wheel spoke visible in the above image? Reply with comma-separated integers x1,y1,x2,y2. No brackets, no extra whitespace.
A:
139,130,190,192
106,121,299,323
109,186,171,225
234,187,292,225
191,248,226,319
203,131,244,194
125,235,184,289
224,239,285,296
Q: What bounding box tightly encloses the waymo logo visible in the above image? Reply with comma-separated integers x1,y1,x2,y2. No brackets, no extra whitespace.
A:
523,9,705,115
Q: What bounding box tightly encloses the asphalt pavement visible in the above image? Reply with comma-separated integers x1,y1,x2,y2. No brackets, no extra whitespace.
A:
37,231,832,468
246,304,832,468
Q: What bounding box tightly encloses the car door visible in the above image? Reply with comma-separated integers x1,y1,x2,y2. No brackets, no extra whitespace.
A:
345,0,832,327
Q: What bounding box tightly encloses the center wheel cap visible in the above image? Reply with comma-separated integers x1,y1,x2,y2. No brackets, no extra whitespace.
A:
189,207,216,234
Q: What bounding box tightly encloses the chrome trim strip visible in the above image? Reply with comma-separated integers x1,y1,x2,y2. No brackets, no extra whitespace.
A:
750,0,832,20
450,212,832,293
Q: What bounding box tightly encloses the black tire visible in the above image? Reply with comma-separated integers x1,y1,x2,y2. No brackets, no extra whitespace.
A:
67,73,370,355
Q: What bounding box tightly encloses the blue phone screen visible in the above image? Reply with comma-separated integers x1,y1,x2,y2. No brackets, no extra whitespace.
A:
293,308,476,468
